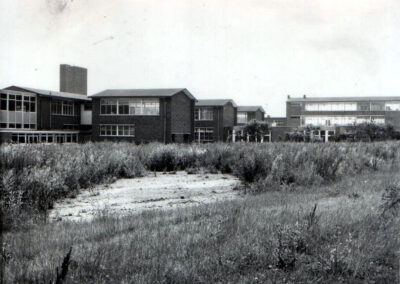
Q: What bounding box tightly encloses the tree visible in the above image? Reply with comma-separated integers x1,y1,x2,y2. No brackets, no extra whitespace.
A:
243,120,269,142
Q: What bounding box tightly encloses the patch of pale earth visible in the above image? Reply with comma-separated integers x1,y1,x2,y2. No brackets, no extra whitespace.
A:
49,172,241,222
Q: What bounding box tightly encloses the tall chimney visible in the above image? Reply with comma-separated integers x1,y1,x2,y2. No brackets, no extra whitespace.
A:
60,64,87,95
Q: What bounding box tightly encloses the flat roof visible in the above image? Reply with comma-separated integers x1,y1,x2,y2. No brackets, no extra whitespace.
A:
288,96,400,102
3,86,91,101
196,99,237,107
91,88,196,100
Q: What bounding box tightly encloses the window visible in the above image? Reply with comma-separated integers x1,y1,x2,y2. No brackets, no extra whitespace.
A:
195,127,214,143
385,102,400,111
99,124,135,137
0,92,36,128
118,99,129,114
100,98,160,115
371,103,384,111
62,101,74,115
1,93,6,110
195,107,213,121
237,112,247,124
305,102,357,111
52,100,74,115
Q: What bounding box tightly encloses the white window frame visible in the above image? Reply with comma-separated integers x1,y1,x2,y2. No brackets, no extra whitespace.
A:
0,91,37,129
99,124,135,137
195,107,214,121
194,127,214,143
52,100,75,116
100,98,160,116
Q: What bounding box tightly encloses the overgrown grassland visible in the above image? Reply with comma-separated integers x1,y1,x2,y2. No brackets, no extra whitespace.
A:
2,142,400,228
3,169,400,283
1,142,400,282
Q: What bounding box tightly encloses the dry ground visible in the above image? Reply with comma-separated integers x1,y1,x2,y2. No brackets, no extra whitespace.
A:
49,172,241,221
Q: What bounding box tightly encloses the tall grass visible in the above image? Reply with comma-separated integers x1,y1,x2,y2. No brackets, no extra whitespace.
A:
1,142,400,228
3,169,399,283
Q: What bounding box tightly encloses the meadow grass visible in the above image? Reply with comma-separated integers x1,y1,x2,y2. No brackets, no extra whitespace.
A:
2,141,400,229
3,168,400,283
1,142,400,283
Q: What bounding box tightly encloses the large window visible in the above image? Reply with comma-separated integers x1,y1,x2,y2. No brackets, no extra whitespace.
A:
237,112,248,124
385,102,400,111
100,98,159,115
52,100,75,116
195,107,213,121
99,124,135,137
303,115,385,126
370,103,385,111
0,92,36,129
195,127,214,143
305,102,357,111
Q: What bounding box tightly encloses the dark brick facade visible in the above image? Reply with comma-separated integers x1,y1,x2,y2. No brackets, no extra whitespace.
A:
195,102,237,142
91,91,195,143
60,64,88,95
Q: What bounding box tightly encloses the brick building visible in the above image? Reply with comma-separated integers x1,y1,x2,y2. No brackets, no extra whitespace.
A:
90,88,196,143
194,99,237,142
0,65,92,143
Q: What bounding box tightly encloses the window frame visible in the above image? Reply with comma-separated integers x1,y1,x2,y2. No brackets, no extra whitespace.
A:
100,98,160,116
99,124,135,137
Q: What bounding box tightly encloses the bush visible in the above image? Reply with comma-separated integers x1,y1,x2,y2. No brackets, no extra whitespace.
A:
2,141,400,229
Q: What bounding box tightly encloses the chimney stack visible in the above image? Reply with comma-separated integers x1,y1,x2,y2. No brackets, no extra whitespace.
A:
303,94,306,99
60,64,87,95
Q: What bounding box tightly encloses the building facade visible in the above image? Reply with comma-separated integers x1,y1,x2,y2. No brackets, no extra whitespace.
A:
194,99,237,143
0,86,91,143
90,89,196,143
286,95,400,141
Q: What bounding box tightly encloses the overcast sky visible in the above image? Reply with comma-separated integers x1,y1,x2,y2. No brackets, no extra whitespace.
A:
1,0,399,116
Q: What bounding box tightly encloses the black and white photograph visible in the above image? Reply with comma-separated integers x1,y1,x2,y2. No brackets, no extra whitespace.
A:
1,0,400,283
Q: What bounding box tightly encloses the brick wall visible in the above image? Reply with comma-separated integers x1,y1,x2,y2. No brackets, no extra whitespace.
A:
91,97,169,143
223,103,235,127
286,101,302,127
37,97,81,130
60,64,87,95
171,92,193,136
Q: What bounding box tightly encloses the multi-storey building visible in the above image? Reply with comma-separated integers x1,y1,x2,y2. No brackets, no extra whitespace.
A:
286,95,400,141
90,88,196,143
194,99,237,143
0,65,92,143
236,106,265,125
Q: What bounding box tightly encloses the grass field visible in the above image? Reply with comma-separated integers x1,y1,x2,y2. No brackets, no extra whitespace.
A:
1,142,400,283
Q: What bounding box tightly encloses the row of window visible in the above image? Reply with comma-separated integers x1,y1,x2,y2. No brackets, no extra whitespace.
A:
0,123,36,129
11,133,78,144
99,124,135,137
302,116,385,126
1,93,36,112
194,127,214,143
52,100,77,116
100,99,159,115
304,102,400,112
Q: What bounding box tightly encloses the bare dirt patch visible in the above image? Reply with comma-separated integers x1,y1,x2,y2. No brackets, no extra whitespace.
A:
49,171,241,221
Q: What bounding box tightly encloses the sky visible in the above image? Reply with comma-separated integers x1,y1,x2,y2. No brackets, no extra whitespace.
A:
0,0,400,116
